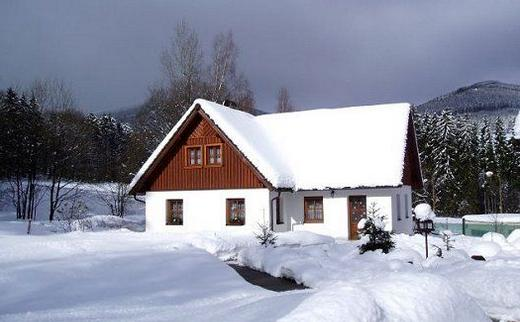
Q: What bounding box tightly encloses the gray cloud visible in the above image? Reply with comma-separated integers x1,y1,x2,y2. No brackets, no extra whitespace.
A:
1,0,520,112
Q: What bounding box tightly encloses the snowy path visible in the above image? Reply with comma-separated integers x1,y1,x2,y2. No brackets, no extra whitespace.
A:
0,231,308,321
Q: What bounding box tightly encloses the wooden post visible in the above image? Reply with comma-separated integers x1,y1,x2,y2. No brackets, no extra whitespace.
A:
424,232,428,258
462,218,466,235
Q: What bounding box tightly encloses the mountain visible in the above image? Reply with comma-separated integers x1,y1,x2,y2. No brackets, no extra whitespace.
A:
417,81,520,119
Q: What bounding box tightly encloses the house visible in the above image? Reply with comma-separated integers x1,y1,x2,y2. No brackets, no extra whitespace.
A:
128,99,422,239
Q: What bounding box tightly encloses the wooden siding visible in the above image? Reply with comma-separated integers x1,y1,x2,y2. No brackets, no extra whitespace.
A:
402,113,423,189
143,113,265,191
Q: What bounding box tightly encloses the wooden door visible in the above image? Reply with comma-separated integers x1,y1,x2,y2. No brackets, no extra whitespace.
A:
348,196,367,240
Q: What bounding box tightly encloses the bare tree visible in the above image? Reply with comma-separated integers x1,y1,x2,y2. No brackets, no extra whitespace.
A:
277,87,294,113
25,182,45,234
207,31,237,102
29,78,76,111
96,183,131,218
160,19,203,107
207,31,255,112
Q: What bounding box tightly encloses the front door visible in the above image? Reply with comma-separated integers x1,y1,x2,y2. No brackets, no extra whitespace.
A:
348,195,367,240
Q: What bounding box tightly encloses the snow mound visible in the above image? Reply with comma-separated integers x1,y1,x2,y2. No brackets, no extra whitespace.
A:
368,273,489,322
468,241,502,258
414,203,436,220
506,229,520,244
482,232,507,245
280,284,382,322
282,274,488,322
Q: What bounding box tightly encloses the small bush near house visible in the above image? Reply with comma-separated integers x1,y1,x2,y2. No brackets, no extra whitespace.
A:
358,203,395,254
254,222,277,247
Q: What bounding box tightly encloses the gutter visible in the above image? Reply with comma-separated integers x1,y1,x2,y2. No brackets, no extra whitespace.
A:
133,194,145,204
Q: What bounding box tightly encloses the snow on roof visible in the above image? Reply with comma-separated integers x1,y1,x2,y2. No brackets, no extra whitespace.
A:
514,110,520,139
129,99,412,192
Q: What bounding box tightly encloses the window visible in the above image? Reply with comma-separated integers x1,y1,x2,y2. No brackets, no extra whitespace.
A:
227,199,245,225
396,194,401,221
275,198,283,224
186,146,202,167
206,144,223,166
166,200,183,225
404,194,409,218
304,197,323,223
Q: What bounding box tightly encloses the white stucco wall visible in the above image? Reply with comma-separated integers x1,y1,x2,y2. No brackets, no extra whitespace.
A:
144,186,413,238
272,187,413,238
145,188,270,233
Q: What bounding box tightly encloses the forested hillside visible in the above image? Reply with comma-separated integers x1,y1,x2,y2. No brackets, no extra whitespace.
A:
417,81,520,119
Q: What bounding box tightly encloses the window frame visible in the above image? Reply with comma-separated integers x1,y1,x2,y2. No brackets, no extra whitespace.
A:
304,196,324,223
275,197,283,225
184,145,203,168
166,199,183,225
404,194,409,219
226,198,245,226
396,194,401,221
205,143,223,167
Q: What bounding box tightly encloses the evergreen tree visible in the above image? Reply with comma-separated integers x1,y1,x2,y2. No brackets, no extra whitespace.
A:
358,203,395,254
431,110,458,215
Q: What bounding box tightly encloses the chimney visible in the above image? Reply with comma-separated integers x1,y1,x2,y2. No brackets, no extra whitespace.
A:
222,99,238,108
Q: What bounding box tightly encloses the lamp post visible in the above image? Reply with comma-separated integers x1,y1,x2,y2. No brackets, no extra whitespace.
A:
414,218,435,258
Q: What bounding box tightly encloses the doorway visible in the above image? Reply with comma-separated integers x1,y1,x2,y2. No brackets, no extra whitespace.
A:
348,195,367,240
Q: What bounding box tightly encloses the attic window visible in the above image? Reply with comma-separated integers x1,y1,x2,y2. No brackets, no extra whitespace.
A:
206,144,223,166
304,197,324,223
186,145,202,167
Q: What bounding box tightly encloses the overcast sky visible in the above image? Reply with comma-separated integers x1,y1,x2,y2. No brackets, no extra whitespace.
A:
1,0,520,113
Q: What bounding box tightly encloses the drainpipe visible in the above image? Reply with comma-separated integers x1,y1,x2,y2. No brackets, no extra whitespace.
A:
269,190,281,231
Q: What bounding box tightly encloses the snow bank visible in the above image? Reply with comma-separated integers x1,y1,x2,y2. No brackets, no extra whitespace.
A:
414,203,436,220
280,284,383,322
281,274,488,322
236,232,520,321
276,231,335,247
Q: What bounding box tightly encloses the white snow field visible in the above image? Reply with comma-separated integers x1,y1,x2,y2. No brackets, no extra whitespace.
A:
1,214,520,321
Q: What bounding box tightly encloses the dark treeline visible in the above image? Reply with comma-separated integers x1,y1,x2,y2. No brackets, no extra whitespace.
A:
0,88,137,221
414,110,520,216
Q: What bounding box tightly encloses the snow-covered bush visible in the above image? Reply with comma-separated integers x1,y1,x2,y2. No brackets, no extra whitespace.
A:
358,203,394,254
56,198,92,232
254,222,277,247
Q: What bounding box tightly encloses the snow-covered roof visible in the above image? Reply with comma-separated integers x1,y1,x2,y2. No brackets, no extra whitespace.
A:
514,110,520,139
129,99,413,192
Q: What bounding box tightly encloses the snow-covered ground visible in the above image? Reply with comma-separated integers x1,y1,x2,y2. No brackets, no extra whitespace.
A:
1,184,519,322
1,214,520,321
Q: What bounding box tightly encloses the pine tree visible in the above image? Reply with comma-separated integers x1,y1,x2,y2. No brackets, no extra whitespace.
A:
254,222,277,247
453,116,480,214
358,203,394,254
431,110,458,215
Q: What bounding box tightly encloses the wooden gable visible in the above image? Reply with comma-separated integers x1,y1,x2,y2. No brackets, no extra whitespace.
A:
402,113,423,190
140,109,267,192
